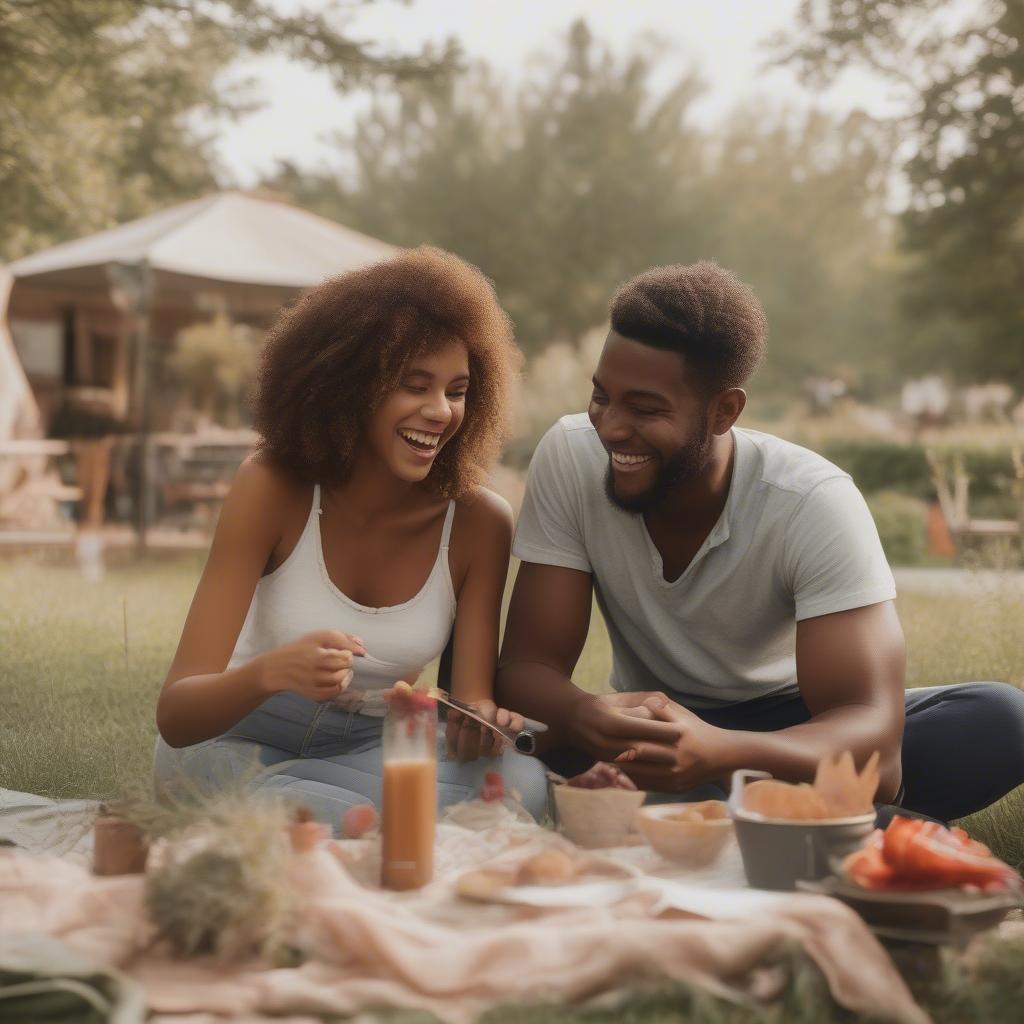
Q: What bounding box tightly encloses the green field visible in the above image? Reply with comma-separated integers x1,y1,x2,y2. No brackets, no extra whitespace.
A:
2,552,1022,868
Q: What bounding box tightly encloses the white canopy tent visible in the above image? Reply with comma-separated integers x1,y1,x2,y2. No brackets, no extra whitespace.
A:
8,191,394,294
4,192,396,545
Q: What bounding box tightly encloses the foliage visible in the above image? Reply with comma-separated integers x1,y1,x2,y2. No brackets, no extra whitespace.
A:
267,19,902,387
818,438,1021,510
779,0,1024,386
866,490,928,566
168,310,262,425
0,0,456,261
505,328,606,467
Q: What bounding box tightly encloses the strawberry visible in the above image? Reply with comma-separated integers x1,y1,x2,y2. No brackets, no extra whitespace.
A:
480,771,505,803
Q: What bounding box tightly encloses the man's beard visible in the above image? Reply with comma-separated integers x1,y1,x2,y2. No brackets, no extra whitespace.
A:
604,415,713,514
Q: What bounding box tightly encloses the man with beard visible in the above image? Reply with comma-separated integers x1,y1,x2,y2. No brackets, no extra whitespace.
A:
496,261,1024,822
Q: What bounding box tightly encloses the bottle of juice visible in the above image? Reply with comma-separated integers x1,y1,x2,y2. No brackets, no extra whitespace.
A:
381,686,437,890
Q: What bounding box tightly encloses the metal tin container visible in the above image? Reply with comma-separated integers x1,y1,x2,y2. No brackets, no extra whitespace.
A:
728,769,875,891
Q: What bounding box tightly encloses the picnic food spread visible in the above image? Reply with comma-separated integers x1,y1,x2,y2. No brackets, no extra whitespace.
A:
4,736,1018,1024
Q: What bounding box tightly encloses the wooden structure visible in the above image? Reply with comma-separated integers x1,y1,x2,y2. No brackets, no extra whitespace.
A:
927,449,1024,556
2,192,394,546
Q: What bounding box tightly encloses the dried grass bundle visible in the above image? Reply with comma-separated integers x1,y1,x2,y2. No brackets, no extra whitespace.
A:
110,779,303,964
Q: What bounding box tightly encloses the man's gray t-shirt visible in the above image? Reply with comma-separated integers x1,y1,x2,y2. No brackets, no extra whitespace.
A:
512,414,896,708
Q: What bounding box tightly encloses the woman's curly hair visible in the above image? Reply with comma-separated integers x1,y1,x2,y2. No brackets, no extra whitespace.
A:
253,246,520,498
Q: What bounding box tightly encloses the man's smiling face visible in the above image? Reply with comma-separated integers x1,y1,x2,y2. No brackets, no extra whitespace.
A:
588,330,714,513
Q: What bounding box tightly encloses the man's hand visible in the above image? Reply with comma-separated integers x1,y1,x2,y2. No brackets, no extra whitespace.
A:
597,691,673,720
612,700,731,793
566,762,638,790
566,692,685,764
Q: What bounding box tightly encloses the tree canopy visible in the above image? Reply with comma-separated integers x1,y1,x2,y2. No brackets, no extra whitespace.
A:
268,20,902,394
0,0,455,261
779,0,1024,385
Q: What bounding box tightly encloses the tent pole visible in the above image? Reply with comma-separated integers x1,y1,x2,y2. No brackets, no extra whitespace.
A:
127,261,154,555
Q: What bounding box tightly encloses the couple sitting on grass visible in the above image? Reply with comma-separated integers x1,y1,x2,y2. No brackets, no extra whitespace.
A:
154,248,1024,829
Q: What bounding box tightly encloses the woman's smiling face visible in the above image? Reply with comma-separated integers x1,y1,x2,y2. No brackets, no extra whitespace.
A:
365,339,471,483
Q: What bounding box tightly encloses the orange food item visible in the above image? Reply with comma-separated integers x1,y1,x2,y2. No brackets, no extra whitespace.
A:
743,779,832,820
516,848,577,886
742,751,880,820
844,816,1022,893
666,800,728,823
382,759,436,890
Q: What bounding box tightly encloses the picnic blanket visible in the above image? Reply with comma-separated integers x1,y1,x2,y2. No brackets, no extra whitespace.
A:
0,803,930,1024
0,788,98,863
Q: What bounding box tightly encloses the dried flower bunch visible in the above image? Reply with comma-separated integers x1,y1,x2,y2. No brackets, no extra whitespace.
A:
145,797,299,964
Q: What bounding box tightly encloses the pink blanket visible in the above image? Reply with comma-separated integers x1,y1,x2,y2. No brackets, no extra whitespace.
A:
0,823,929,1024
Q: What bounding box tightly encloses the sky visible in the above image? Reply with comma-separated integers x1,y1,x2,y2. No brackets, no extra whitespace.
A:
209,0,909,185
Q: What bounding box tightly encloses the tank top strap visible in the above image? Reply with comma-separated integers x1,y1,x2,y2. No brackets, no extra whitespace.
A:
440,500,456,549
313,483,323,517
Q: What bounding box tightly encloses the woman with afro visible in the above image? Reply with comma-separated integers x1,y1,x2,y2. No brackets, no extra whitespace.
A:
153,247,548,823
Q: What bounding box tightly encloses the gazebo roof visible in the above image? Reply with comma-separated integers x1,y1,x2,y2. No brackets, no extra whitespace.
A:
8,192,395,291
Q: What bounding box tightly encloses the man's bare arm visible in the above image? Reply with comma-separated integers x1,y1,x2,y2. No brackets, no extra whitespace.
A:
496,562,593,750
621,602,906,801
497,561,681,758
731,600,906,800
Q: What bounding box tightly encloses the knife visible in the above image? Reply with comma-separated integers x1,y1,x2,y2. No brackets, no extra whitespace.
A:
427,687,548,755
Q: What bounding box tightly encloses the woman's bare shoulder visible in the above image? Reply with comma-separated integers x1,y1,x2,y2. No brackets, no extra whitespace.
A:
220,455,311,535
454,486,513,543
232,454,305,499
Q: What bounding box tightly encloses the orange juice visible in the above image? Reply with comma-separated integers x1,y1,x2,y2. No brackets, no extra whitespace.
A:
382,758,437,890
381,685,438,890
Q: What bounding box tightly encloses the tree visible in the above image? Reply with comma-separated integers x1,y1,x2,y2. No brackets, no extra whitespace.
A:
778,0,1024,385
168,308,262,427
270,20,707,351
269,19,903,397
0,0,456,261
694,106,902,396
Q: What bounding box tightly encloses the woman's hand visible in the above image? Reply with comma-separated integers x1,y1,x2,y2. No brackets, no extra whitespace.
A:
445,699,523,763
256,629,365,702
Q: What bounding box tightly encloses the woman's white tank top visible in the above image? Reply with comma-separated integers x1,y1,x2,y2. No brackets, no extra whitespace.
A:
227,484,457,715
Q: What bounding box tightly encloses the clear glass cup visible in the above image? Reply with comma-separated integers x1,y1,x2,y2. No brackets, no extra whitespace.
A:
381,691,437,890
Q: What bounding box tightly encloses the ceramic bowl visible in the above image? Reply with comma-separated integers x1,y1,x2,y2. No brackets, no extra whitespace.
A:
634,800,734,868
729,769,876,891
552,783,647,848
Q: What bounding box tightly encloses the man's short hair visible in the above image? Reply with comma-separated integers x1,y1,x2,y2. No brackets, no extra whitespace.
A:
609,261,767,394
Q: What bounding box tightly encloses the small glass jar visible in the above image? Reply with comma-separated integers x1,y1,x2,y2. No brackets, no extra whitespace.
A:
381,690,437,890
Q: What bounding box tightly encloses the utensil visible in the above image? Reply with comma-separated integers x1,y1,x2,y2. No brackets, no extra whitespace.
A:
427,687,548,755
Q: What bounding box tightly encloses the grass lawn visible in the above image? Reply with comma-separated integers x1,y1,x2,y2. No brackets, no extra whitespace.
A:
2,552,1024,1022
2,550,1022,866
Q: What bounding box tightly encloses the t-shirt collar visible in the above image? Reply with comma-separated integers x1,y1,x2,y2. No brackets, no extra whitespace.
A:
703,427,749,552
